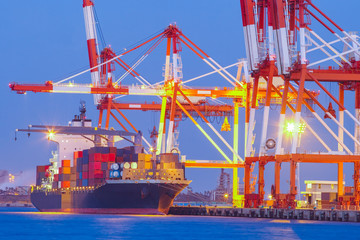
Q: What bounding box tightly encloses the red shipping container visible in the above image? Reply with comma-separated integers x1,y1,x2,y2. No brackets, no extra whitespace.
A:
78,151,83,158
101,154,108,162
94,173,103,179
54,174,59,182
89,162,101,170
61,181,70,188
94,153,102,162
109,153,116,162
59,167,62,174
94,170,103,179
82,172,89,179
95,162,101,170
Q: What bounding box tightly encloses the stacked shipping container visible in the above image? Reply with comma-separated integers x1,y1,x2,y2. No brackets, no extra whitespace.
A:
52,146,140,188
36,146,184,189
36,165,50,186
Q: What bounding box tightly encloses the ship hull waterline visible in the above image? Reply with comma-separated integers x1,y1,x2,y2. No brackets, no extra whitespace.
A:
31,180,191,215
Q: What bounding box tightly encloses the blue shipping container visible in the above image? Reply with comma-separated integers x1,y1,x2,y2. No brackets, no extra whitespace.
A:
83,156,89,164
83,149,89,158
82,179,88,187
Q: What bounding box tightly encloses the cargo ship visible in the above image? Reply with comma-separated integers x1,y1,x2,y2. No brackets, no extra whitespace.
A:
19,105,190,214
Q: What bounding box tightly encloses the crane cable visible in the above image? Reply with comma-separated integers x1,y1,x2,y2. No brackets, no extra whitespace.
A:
94,7,107,49
53,32,163,85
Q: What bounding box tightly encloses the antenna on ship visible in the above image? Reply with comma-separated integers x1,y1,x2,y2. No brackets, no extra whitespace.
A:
79,100,86,120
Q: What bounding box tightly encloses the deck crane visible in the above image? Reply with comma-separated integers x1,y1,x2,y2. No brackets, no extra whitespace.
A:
9,0,319,207
239,0,360,209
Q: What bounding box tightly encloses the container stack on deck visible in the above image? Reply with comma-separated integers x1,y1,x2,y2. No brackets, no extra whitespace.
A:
59,160,71,188
36,146,186,189
36,165,50,186
120,153,185,181
73,147,117,187
45,146,141,189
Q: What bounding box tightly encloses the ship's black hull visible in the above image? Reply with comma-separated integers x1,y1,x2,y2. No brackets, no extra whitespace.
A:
31,180,190,215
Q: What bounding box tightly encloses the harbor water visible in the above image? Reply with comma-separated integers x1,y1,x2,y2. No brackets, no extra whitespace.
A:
0,207,359,239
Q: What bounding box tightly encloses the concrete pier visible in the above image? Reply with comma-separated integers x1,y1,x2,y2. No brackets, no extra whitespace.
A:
169,206,360,222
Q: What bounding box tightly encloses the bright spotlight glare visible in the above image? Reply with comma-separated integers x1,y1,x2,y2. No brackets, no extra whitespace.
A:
47,131,55,140
286,122,295,133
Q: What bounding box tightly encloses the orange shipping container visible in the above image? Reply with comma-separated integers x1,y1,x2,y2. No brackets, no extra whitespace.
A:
62,160,71,167
62,167,71,174
145,162,152,169
61,181,70,188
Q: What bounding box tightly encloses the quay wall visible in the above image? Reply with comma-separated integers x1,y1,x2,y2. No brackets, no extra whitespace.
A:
169,206,360,222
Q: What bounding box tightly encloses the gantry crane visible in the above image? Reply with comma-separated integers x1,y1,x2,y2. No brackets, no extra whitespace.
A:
10,0,318,207
240,0,360,209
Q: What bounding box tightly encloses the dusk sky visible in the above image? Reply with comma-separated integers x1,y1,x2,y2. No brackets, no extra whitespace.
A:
2,0,360,195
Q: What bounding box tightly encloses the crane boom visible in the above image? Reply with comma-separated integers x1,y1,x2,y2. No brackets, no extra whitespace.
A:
83,0,102,104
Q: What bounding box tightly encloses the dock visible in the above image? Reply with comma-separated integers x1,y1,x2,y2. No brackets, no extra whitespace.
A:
169,206,360,222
